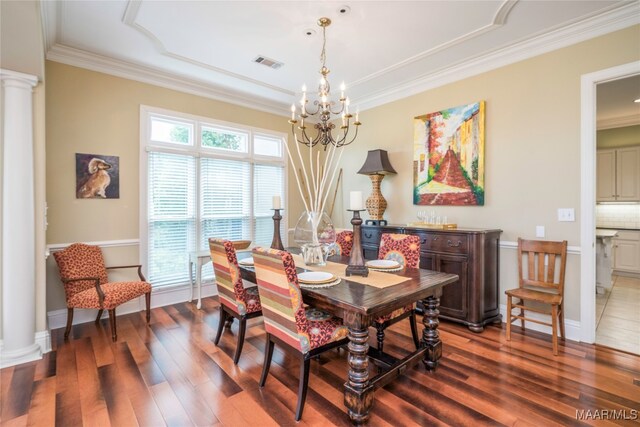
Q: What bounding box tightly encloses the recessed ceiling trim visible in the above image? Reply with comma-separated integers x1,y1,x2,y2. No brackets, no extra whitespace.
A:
45,43,291,117
354,2,640,111
597,114,640,130
122,0,293,96
350,0,517,88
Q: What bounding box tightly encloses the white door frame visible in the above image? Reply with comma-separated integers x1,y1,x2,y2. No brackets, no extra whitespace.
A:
580,60,640,343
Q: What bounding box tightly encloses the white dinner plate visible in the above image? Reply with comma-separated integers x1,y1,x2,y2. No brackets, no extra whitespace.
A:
298,271,336,284
238,257,254,266
365,259,400,269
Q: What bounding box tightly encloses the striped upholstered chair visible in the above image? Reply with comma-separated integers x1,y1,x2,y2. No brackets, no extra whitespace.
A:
252,246,349,421
209,238,262,364
373,233,421,352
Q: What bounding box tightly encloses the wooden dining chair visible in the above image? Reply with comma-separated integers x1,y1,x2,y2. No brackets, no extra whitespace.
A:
505,238,568,355
209,238,262,364
374,233,421,352
252,246,349,421
53,243,152,342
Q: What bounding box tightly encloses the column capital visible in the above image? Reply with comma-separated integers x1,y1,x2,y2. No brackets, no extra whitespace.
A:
0,69,38,88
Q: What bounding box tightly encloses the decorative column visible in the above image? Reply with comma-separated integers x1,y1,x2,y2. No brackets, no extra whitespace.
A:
1,69,41,368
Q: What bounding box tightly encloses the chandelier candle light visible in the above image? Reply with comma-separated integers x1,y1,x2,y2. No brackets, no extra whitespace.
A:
286,17,362,265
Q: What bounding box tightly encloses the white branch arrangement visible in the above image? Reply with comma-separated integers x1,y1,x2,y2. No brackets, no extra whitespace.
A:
284,139,344,244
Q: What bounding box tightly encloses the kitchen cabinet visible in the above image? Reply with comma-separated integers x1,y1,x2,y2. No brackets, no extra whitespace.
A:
361,225,502,332
613,230,640,273
597,146,640,202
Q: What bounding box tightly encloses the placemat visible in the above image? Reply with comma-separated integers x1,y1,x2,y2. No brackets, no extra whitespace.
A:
291,254,410,289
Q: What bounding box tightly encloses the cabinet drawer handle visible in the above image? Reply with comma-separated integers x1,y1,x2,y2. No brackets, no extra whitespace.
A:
433,236,439,241
421,238,428,244
447,240,461,247
364,232,373,239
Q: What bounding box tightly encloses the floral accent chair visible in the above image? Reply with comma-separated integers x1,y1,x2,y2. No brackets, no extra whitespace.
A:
333,230,353,257
252,246,348,421
209,238,262,365
53,243,152,342
374,233,421,352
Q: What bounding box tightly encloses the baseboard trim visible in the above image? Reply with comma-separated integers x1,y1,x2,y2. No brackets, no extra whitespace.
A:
500,240,581,255
612,270,640,279
500,304,581,342
47,282,218,330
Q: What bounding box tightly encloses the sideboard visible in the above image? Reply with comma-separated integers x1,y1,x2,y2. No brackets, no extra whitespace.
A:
361,225,502,332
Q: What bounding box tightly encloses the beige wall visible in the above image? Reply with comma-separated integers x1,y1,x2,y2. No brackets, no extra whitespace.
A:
597,125,640,148
336,25,640,322
45,61,304,312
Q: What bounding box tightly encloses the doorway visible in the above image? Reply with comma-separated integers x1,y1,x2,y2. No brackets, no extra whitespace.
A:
580,61,640,347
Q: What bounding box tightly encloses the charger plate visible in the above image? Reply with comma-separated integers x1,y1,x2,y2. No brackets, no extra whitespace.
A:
299,278,342,288
238,257,254,266
365,260,400,270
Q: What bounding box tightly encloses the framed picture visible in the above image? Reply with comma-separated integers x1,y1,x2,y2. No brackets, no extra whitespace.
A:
75,153,120,199
413,101,485,206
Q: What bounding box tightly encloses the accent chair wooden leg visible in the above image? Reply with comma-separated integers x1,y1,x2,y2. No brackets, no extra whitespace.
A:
551,304,558,356
409,311,420,350
145,292,151,324
559,303,565,339
375,323,385,352
108,308,117,342
214,307,227,345
95,309,103,324
518,298,525,330
506,296,512,341
259,334,274,387
64,308,74,340
233,317,247,365
295,358,311,421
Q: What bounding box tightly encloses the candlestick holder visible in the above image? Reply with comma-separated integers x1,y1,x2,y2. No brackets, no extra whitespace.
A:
346,209,369,277
271,209,284,250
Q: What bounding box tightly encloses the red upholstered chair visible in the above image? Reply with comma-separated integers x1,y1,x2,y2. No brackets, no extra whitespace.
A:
252,246,348,421
334,230,353,257
374,233,421,351
53,243,151,342
209,238,262,365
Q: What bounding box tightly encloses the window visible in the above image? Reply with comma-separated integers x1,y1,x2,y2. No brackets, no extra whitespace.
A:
141,106,287,288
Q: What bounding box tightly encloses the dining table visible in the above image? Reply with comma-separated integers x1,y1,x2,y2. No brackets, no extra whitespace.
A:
238,250,458,424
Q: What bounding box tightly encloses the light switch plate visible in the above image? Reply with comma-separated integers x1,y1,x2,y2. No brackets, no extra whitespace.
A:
536,225,545,238
558,208,575,222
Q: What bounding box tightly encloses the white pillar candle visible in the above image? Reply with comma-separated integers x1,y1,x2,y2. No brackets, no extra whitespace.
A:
350,191,363,210
272,195,281,209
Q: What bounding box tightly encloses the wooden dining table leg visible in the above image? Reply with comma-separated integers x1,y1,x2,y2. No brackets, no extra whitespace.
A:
343,311,374,425
421,289,443,371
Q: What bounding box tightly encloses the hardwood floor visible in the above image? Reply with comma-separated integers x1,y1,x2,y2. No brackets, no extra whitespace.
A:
2,297,639,426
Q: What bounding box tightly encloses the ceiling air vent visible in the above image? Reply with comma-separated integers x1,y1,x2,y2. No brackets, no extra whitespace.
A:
254,56,284,70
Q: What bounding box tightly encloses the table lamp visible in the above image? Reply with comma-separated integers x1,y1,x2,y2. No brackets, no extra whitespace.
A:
357,149,397,226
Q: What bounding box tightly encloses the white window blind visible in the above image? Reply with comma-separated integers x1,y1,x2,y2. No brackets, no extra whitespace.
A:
142,107,286,288
147,151,196,287
254,164,285,246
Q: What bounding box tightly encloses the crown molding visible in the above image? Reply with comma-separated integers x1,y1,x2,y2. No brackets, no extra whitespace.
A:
597,114,640,130
46,44,290,117
355,2,640,111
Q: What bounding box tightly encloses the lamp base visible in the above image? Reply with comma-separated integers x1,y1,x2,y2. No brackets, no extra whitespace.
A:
365,219,388,226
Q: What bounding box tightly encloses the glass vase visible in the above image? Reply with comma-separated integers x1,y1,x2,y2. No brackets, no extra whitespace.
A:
293,210,336,266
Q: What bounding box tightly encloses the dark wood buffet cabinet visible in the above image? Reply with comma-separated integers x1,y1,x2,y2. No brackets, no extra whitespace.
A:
361,225,502,332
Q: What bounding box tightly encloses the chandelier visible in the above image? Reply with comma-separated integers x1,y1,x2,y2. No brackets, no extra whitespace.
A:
289,17,361,149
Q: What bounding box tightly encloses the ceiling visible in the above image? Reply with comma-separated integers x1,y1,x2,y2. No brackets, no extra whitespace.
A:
597,75,640,129
42,1,639,115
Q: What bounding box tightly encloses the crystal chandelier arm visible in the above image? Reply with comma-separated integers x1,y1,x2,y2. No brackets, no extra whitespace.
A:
329,100,346,116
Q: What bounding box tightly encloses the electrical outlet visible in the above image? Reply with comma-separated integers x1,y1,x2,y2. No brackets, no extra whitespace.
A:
536,225,545,238
558,208,575,222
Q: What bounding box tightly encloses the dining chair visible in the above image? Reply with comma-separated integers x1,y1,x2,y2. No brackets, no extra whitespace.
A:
53,243,152,341
209,238,262,364
334,230,353,257
374,233,421,352
252,246,349,421
505,238,568,355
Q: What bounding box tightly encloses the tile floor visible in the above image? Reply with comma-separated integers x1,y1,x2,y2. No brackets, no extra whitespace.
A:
595,275,640,354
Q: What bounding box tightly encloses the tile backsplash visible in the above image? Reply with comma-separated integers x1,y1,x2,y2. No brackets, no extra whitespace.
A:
596,204,640,229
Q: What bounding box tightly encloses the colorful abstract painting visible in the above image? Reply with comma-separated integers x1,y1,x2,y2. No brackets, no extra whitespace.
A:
413,101,485,205
75,153,120,199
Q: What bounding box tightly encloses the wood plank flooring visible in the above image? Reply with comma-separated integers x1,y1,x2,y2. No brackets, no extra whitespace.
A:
2,296,639,426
